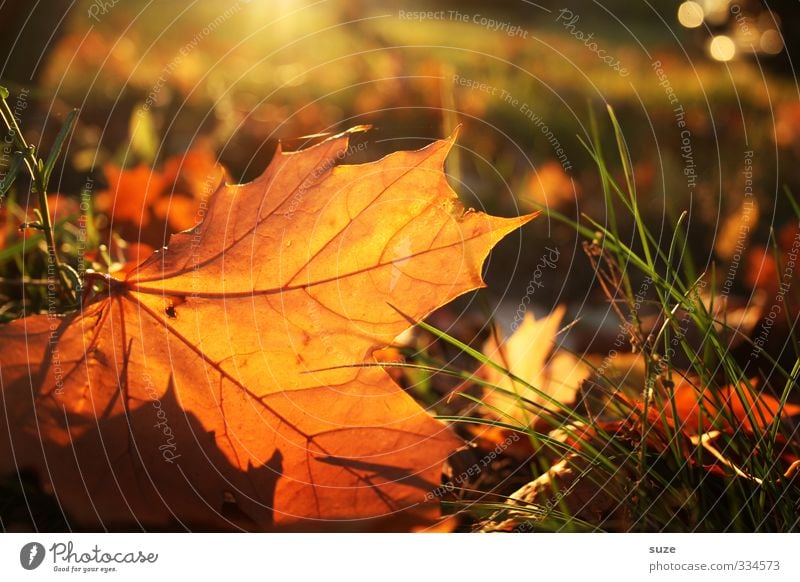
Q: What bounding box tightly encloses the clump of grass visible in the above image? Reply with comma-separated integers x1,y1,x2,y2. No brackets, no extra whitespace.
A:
0,85,83,319
398,107,800,532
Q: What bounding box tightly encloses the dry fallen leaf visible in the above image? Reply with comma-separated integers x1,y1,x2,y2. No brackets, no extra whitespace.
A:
96,163,168,227
746,223,800,303
524,161,576,210
775,101,800,148
714,198,759,261
482,307,587,426
665,376,800,435
96,147,225,248
464,308,587,461
0,128,534,530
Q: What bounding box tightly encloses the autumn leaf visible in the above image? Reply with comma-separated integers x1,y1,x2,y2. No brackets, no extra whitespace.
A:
478,369,800,531
0,128,534,530
715,198,759,261
481,307,587,426
665,376,800,435
96,147,225,248
96,164,167,226
463,308,586,460
524,161,576,210
745,223,800,303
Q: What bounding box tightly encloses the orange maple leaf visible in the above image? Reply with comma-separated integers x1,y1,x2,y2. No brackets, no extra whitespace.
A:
666,376,800,435
96,164,167,227
0,128,535,531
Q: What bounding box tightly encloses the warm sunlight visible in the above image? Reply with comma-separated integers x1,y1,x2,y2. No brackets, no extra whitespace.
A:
0,1,798,578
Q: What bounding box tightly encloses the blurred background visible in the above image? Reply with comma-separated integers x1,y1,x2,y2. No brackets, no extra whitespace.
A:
1,0,797,338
